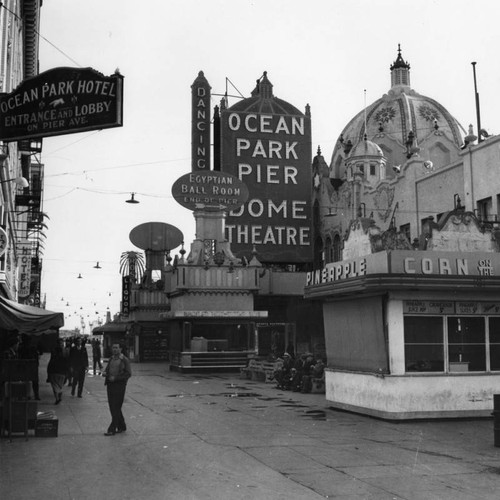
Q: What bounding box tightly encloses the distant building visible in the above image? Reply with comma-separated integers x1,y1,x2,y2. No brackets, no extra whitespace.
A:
307,46,500,419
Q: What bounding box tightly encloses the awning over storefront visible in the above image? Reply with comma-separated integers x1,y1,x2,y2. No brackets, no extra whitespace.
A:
0,296,64,335
92,322,129,335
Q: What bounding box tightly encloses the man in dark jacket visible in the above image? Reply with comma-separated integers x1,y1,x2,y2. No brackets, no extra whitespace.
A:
69,337,89,397
103,343,132,436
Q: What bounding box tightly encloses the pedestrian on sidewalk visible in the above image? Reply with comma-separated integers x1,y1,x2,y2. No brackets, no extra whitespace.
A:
47,342,68,404
103,342,132,436
92,338,103,375
63,338,72,386
69,337,88,397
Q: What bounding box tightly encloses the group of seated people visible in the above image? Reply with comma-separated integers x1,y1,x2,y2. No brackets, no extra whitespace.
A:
273,352,325,393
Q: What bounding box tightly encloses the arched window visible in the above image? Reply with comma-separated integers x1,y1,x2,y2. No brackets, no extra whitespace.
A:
325,237,333,263
314,236,324,269
313,200,321,232
333,234,342,262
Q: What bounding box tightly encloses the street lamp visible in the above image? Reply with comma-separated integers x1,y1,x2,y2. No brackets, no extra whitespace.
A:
126,193,139,204
0,176,29,188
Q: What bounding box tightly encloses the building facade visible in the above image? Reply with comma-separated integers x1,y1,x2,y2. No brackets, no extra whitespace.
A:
0,0,45,305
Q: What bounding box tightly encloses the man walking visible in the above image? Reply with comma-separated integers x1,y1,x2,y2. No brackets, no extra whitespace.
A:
104,343,132,436
69,337,89,397
92,338,103,375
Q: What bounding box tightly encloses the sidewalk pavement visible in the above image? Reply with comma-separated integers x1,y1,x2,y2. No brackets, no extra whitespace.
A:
2,354,500,500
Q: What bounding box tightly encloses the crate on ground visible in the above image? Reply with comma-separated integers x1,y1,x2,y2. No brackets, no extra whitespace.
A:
35,411,58,437
2,400,37,433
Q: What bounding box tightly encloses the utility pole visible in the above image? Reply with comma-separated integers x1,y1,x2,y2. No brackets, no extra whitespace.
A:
472,62,482,143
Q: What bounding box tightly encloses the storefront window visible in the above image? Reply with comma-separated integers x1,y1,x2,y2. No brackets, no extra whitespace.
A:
404,315,495,373
489,317,500,371
404,316,444,372
447,317,486,371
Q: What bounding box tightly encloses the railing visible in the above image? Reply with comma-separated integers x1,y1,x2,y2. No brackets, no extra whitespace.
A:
172,265,261,291
170,350,252,370
131,289,168,308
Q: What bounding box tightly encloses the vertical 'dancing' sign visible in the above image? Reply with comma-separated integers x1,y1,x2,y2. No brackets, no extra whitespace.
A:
191,71,211,172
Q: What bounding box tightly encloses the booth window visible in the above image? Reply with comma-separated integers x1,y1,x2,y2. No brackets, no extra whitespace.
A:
404,316,444,372
447,317,486,371
489,317,500,371
404,314,495,373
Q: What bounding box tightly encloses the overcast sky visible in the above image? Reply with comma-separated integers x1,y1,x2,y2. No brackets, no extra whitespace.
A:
37,0,500,331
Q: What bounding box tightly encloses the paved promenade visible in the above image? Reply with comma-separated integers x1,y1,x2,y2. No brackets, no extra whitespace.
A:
2,355,500,499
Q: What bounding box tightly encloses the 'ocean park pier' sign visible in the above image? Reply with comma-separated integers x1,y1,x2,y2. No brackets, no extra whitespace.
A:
0,67,123,141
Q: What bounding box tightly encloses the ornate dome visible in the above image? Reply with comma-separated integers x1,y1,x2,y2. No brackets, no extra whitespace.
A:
330,46,466,179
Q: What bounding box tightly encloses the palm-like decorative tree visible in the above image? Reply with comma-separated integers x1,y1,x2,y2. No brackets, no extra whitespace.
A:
119,250,145,282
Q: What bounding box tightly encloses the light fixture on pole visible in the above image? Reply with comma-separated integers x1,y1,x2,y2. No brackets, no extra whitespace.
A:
77,273,83,279
94,261,102,269
0,176,29,188
126,193,139,204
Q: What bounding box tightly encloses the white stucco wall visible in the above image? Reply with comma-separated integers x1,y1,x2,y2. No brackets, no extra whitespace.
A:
325,370,498,419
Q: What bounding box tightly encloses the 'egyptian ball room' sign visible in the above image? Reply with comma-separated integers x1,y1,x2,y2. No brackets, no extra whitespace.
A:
172,171,249,211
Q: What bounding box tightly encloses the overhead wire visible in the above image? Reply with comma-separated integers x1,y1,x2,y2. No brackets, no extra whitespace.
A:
44,157,190,178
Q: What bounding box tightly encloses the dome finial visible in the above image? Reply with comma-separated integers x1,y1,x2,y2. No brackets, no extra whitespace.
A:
251,71,273,98
390,44,411,88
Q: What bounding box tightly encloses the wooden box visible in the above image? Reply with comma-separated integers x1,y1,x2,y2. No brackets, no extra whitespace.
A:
35,411,58,437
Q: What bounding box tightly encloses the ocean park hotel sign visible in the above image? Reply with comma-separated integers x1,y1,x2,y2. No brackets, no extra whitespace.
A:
306,250,500,286
0,67,123,141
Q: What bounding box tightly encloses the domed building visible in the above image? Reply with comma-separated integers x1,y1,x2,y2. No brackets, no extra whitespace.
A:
307,46,500,419
312,46,473,269
330,45,466,180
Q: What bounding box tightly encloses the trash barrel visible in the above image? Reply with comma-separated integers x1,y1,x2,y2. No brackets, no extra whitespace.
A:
493,394,500,447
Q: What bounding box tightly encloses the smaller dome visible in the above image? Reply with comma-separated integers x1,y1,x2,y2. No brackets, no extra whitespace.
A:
348,138,384,159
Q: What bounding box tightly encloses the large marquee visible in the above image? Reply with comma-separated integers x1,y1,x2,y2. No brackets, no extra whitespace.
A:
221,107,312,263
